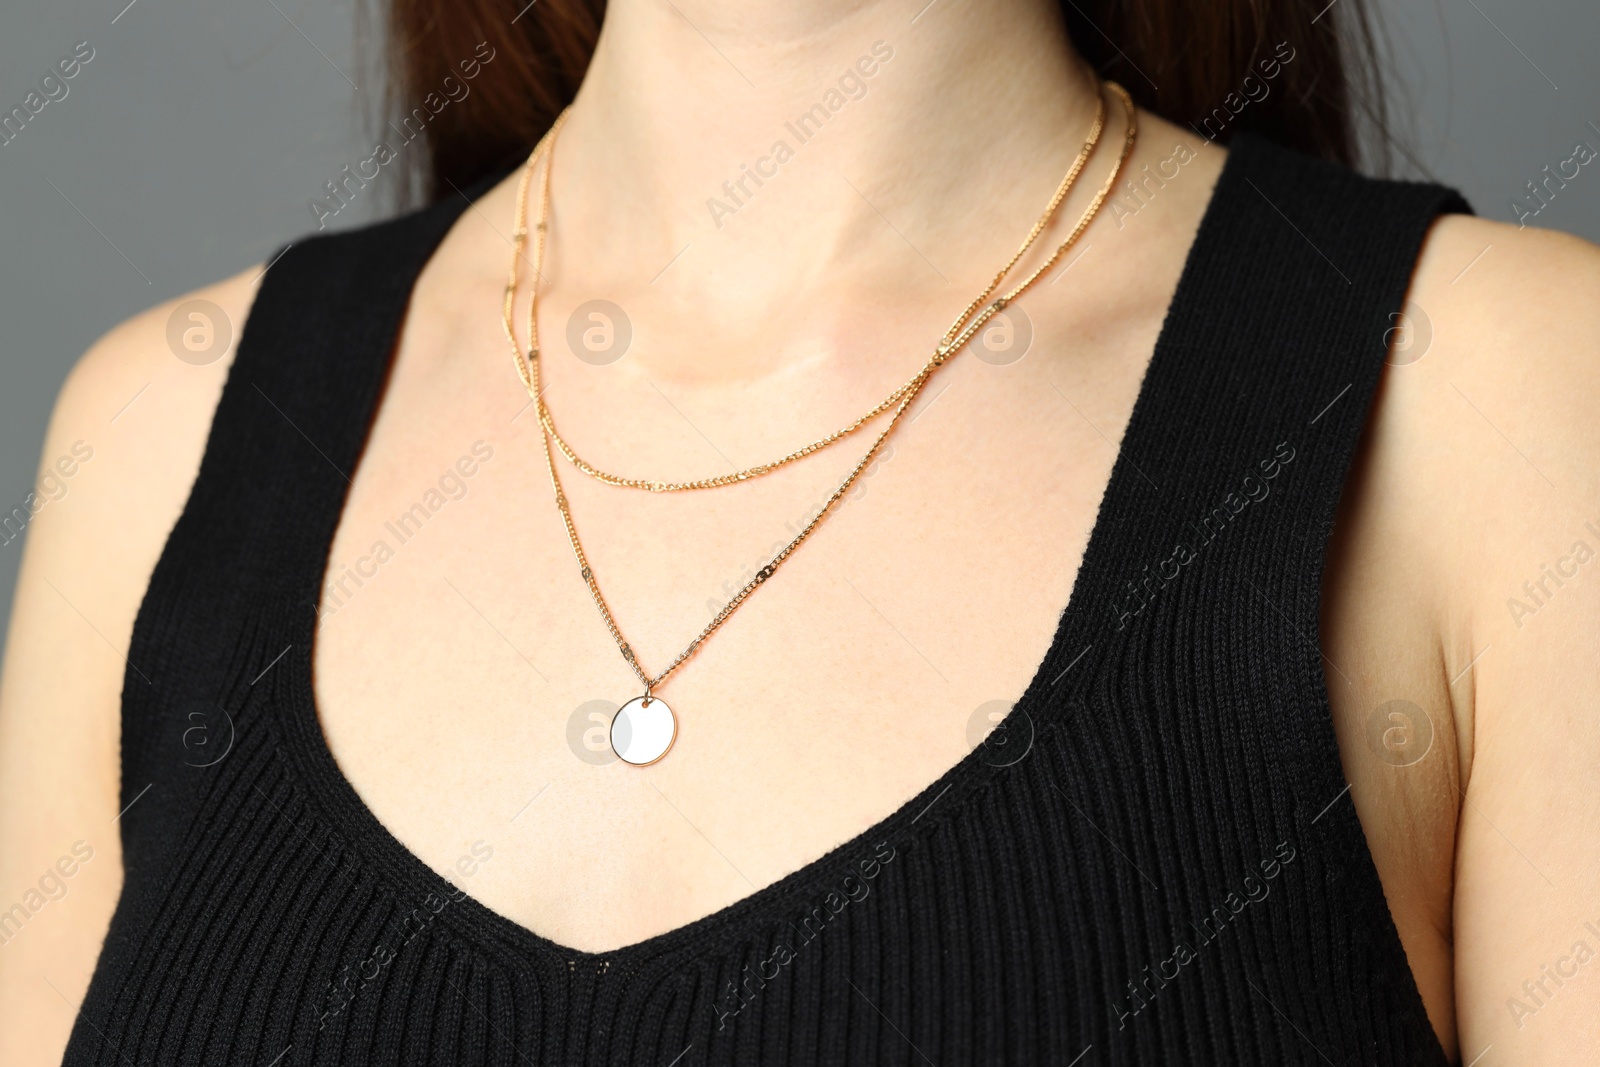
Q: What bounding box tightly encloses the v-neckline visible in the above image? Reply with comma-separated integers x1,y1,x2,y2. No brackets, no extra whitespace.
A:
279,141,1242,966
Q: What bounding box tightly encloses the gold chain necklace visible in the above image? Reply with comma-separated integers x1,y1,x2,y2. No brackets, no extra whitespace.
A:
505,87,1122,494
505,82,1138,765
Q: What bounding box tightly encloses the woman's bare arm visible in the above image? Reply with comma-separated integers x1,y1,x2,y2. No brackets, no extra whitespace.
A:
1431,220,1600,1061
1333,213,1600,1060
0,267,257,1065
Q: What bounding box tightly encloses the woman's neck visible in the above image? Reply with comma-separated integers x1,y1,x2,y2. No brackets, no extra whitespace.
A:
551,0,1101,310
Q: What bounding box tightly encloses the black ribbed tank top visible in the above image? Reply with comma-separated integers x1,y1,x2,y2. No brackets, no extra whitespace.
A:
65,135,1469,1066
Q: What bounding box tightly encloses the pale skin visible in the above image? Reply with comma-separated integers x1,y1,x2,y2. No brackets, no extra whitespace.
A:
1,0,1597,1062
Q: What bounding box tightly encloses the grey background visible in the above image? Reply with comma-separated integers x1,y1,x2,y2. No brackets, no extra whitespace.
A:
1,0,1597,650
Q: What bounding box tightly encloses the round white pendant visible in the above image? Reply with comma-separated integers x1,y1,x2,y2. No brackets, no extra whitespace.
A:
610,695,677,766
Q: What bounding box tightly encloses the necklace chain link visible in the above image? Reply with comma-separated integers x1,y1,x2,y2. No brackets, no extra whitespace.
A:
503,82,1138,698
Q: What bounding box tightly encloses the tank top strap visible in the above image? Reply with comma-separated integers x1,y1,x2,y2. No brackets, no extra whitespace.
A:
211,170,506,592
117,171,504,858
1073,131,1469,688
1043,131,1469,1049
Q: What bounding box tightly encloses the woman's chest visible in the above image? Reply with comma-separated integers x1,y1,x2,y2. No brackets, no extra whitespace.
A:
310,336,1121,952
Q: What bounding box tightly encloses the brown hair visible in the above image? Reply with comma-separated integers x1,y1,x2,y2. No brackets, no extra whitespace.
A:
382,0,1387,205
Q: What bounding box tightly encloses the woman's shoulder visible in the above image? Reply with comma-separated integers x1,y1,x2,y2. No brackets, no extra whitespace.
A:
1411,210,1600,342
55,261,263,552
1399,212,1600,1055
23,261,265,690
1334,209,1600,733
1394,211,1600,566
0,261,268,1061
68,261,261,397
1315,208,1600,1054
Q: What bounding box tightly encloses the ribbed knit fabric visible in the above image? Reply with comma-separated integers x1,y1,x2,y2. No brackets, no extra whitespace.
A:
64,135,1469,1066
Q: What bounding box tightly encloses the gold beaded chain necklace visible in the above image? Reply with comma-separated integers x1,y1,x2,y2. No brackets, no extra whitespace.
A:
507,88,1118,493
504,82,1139,765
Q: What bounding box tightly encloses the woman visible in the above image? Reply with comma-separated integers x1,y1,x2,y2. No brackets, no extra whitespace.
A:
2,0,1597,1062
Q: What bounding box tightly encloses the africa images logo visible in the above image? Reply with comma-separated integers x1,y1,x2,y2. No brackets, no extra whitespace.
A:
1110,441,1296,631
1111,841,1297,1030
711,840,896,1030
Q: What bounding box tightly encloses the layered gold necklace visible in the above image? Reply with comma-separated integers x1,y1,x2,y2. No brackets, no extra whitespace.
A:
502,82,1138,765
